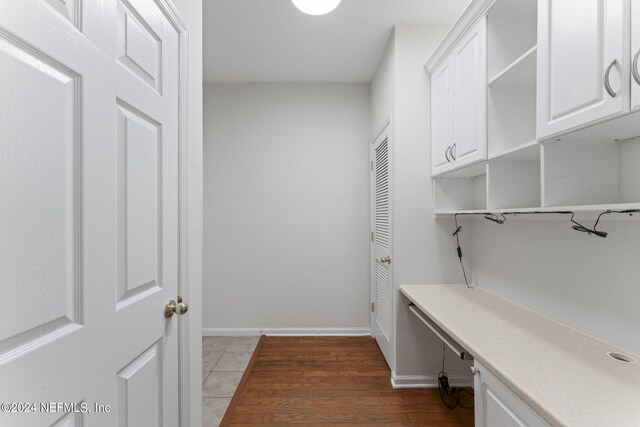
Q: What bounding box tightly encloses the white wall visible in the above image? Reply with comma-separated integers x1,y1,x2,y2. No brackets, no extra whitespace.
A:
371,31,396,136
371,25,473,385
170,0,203,425
393,25,473,382
470,219,640,356
203,83,371,334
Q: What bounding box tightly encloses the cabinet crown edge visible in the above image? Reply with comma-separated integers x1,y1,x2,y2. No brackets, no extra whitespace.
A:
425,0,494,73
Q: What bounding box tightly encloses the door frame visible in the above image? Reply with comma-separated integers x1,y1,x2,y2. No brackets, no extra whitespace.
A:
370,113,394,369
151,1,192,425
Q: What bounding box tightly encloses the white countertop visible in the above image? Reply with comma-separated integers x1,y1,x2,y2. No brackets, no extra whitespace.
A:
400,284,640,427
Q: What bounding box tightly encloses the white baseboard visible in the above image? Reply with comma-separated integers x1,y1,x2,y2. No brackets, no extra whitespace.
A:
391,372,473,389
202,327,372,337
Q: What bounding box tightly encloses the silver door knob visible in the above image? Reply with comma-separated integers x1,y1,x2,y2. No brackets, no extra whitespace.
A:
470,366,480,375
380,256,392,265
164,297,189,318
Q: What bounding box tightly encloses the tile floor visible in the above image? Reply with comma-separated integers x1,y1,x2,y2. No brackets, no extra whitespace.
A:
202,336,260,427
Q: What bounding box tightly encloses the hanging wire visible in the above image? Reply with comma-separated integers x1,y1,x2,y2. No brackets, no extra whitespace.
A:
453,214,470,288
452,209,639,238
484,213,506,224
569,212,608,238
451,209,640,288
438,342,474,410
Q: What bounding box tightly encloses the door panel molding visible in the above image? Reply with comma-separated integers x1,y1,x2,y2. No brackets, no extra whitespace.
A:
115,99,164,310
117,0,163,93
0,30,83,361
117,339,163,427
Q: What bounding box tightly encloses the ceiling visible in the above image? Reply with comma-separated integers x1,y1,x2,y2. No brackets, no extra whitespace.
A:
203,0,472,83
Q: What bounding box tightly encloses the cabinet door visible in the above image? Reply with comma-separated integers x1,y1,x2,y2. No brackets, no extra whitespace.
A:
431,57,453,177
537,0,630,139
474,361,551,427
632,0,640,111
452,16,487,169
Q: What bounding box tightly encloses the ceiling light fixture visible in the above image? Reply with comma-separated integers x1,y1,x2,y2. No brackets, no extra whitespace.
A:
291,0,342,16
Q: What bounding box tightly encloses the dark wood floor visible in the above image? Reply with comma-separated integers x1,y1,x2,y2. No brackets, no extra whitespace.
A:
221,336,474,426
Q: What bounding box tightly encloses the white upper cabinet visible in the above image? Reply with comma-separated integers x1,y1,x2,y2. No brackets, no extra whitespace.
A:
632,0,640,111
537,0,630,140
429,0,640,215
453,16,488,168
431,16,487,177
431,57,454,176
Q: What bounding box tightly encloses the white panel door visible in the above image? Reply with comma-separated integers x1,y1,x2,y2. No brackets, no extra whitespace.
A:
452,16,487,169
370,121,393,367
632,0,640,111
537,0,630,140
0,1,186,426
431,57,454,177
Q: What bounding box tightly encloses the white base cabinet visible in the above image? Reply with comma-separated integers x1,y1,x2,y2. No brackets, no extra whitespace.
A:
474,360,550,427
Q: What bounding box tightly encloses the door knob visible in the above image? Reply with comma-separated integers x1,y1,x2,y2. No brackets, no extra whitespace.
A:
164,296,189,319
380,256,392,265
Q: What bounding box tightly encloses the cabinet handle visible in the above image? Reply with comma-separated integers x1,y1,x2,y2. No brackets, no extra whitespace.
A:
470,366,480,375
604,59,618,98
445,146,452,163
633,48,640,86
451,143,457,161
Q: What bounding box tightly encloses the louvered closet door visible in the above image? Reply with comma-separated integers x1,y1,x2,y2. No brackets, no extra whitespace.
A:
371,121,393,367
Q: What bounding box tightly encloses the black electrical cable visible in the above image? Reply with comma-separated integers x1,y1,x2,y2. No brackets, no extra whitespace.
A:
452,209,640,238
438,342,474,410
453,214,470,288
484,213,506,224
451,209,640,290
569,212,608,238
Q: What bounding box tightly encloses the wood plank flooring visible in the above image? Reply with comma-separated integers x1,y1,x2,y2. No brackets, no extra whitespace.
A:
221,336,474,426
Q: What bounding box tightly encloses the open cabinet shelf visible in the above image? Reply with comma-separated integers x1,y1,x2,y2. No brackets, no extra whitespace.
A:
489,45,537,86
434,166,488,212
487,0,537,80
434,137,640,217
543,138,640,207
488,147,540,210
489,140,538,161
487,0,538,161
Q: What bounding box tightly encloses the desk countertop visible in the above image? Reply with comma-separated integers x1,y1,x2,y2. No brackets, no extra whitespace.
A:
399,284,640,427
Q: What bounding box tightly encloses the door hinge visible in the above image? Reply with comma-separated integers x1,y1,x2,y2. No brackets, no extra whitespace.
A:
370,160,374,171
371,302,375,312
371,231,375,242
